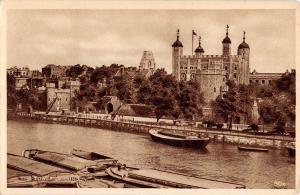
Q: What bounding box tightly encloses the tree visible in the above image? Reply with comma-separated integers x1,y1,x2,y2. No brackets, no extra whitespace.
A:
112,73,134,103
211,80,237,130
176,81,204,120
147,69,177,122
257,71,295,134
66,64,85,78
7,73,17,108
149,85,176,122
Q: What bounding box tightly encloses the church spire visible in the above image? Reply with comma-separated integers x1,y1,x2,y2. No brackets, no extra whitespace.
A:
243,31,246,42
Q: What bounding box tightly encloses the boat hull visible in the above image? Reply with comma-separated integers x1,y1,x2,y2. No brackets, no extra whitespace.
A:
286,147,295,157
237,146,269,152
149,130,209,148
106,166,245,189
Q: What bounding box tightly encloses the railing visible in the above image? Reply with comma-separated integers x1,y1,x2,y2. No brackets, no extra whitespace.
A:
9,112,295,142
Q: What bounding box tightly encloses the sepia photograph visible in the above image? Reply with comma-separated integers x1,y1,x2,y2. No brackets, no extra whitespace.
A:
2,1,298,194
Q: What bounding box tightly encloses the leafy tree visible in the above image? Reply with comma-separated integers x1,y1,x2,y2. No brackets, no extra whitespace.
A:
7,73,17,108
211,80,237,129
176,81,203,120
90,66,115,84
257,71,295,133
66,64,85,78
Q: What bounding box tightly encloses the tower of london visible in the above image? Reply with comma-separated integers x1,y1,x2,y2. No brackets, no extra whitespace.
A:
172,25,250,103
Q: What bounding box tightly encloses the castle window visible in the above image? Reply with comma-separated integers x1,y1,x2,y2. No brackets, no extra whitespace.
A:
234,73,237,78
250,80,253,83
181,73,187,81
256,80,259,83
234,66,237,70
223,77,225,82
226,74,228,78
225,66,228,70
180,66,183,69
214,87,216,92
262,80,265,84
185,67,187,69
269,80,272,84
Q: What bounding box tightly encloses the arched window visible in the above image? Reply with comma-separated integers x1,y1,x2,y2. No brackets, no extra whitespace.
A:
181,73,187,81
191,74,195,80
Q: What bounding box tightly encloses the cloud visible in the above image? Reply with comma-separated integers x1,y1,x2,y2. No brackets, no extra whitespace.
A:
7,9,295,73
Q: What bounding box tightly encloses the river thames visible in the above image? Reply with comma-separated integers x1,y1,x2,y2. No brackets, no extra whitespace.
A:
7,120,295,188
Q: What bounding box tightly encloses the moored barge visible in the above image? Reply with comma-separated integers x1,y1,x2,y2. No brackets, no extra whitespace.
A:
149,129,210,148
106,165,245,189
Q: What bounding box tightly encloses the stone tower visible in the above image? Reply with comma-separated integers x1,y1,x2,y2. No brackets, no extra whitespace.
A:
172,29,183,80
46,83,56,109
222,25,231,56
139,51,156,71
237,31,250,84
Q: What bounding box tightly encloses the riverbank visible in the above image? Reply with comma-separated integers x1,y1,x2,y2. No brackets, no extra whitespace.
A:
8,112,295,149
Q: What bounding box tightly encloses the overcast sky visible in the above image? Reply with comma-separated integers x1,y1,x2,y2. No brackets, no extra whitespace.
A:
7,9,295,73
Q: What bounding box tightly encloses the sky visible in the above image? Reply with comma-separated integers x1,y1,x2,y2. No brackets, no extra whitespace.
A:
7,9,295,73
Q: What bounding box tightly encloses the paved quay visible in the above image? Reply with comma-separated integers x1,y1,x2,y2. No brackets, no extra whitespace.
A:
9,112,295,148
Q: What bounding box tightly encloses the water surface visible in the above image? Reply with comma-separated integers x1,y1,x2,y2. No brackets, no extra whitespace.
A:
7,120,295,188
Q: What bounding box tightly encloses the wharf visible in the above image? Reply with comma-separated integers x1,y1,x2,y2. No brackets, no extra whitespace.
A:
8,112,294,148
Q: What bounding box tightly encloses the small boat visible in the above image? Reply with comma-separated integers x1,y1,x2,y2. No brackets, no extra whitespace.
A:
106,165,245,189
71,148,117,163
8,153,124,188
7,153,78,188
286,144,295,157
8,153,70,177
149,129,210,148
237,146,269,152
23,149,116,171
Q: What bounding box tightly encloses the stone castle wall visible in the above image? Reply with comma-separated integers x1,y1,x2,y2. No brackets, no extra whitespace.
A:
195,71,226,104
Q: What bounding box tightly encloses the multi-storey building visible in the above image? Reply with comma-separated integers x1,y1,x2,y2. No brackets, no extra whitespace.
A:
249,70,283,85
42,64,69,78
172,26,250,103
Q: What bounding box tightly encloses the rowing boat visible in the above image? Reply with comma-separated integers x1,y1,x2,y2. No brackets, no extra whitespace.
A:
237,146,269,152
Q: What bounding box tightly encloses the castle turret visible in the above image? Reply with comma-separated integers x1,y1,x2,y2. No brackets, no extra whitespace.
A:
172,29,183,80
237,31,250,84
222,25,231,56
195,36,204,57
238,31,250,60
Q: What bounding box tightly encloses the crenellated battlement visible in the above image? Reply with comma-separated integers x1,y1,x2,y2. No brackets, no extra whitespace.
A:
181,54,225,59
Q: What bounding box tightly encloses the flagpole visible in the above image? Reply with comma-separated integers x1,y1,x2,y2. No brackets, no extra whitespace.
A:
192,31,194,55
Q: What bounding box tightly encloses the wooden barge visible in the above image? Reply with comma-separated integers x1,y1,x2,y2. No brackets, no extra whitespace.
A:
149,129,210,148
8,149,246,188
106,165,245,189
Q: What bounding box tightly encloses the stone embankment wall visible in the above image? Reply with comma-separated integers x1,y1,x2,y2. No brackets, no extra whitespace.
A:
8,112,294,149
207,134,291,148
